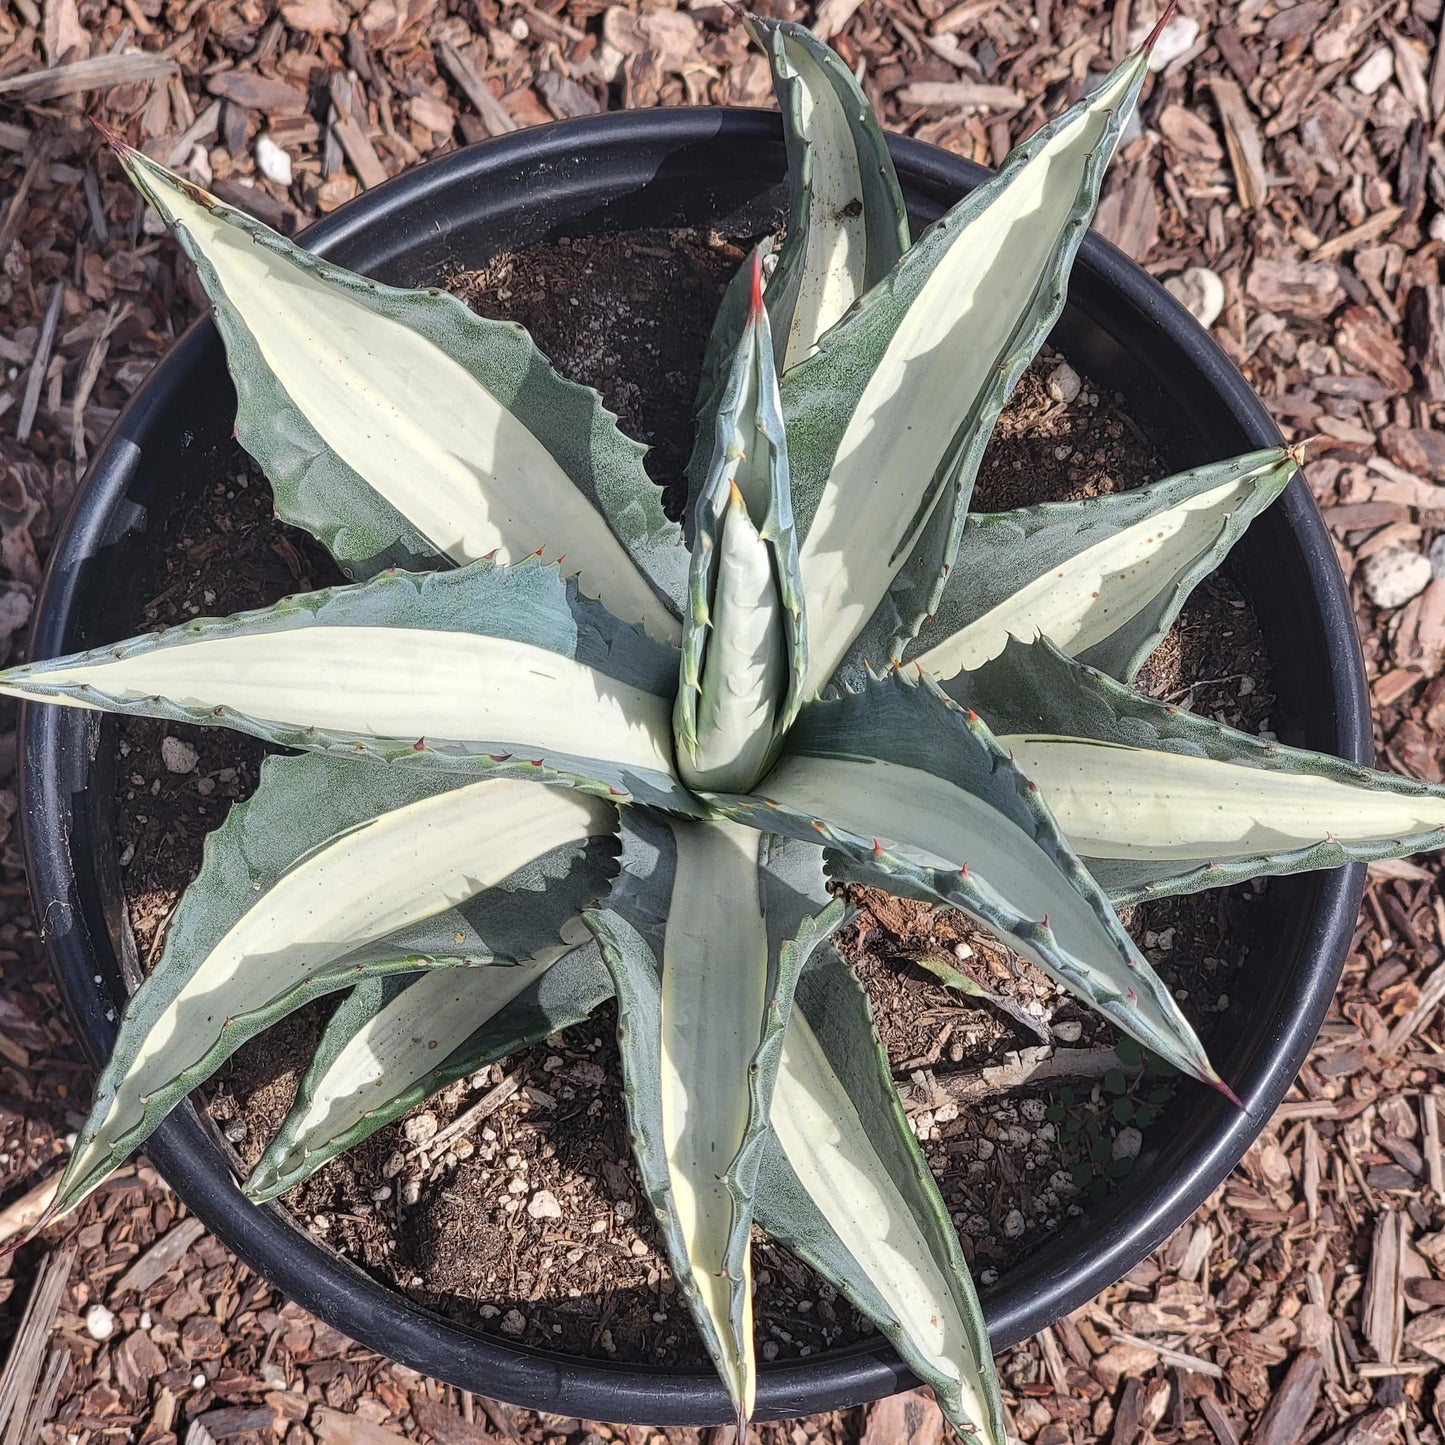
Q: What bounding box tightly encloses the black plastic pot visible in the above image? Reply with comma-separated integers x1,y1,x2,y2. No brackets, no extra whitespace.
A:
23,109,1369,1426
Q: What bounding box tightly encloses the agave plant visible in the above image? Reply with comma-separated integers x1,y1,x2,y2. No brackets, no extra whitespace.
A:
17,16,1445,1441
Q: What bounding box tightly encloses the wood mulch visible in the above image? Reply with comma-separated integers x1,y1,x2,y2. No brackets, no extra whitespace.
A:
3,0,1445,1440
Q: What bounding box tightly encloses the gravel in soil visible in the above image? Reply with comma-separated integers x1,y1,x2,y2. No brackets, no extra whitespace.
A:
106,226,1272,1367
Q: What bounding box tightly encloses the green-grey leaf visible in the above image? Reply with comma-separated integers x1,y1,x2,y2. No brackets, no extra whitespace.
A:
676,257,806,793
107,136,685,640
904,447,1297,686
712,672,1225,1092
245,941,612,1202
755,945,1005,1445
907,954,1050,1045
1,555,697,813
52,753,618,1218
583,813,845,1430
783,47,1149,695
945,636,1445,902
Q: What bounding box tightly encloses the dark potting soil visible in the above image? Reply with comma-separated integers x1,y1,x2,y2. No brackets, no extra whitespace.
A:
109,225,1275,1368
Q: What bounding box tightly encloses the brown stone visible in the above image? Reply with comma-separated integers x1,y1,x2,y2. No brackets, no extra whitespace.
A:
1246,259,1345,319
1381,425,1445,480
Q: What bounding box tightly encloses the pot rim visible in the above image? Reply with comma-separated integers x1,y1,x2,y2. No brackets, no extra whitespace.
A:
21,106,1370,1426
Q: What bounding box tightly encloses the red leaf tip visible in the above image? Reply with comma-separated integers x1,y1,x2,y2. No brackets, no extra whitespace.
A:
87,115,127,153
749,248,764,317
1142,0,1178,54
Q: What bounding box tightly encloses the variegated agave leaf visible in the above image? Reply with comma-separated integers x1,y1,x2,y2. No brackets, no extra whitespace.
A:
756,945,1005,1445
51,753,619,1220
100,133,685,641
0,556,698,813
783,43,1153,696
748,16,911,371
943,636,1445,903
906,448,1298,685
583,813,845,1433
245,941,612,1202
685,17,907,515
711,672,1226,1092
675,256,806,793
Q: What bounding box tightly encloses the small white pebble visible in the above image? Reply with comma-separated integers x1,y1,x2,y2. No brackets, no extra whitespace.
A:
509,15,529,38
1053,1020,1082,1043
139,1311,152,1330
1114,1126,1143,1160
186,144,212,186
1363,546,1433,609
161,736,199,775
500,1309,526,1336
1146,14,1199,70
84,1304,116,1341
1351,45,1394,95
630,1238,648,1257
527,1189,562,1220
255,135,294,187
1003,1209,1026,1238
191,1373,207,1390
613,1200,634,1222
1046,360,1081,405
402,1112,438,1146
1164,266,1224,329
952,942,972,960
261,1362,288,1390
371,1185,392,1203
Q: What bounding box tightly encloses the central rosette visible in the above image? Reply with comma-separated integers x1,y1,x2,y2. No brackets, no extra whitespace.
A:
672,256,806,797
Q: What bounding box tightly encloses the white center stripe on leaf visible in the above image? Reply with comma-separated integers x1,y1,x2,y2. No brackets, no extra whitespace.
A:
87,782,610,1164
22,628,676,776
165,195,678,641
1004,736,1445,859
782,39,870,370
916,473,1267,678
773,1013,988,1423
796,60,1140,694
266,952,564,1178
764,750,1112,962
659,819,767,1415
